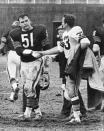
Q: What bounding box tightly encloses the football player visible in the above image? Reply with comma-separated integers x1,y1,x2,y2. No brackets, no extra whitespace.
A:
92,20,104,56
9,14,50,120
0,21,21,102
35,14,90,123
92,22,104,111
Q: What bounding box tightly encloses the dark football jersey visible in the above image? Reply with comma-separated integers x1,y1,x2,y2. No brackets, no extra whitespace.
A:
10,25,47,62
2,29,14,51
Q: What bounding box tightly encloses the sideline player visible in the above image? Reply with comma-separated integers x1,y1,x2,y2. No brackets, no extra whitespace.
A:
10,14,50,120
0,21,21,102
92,22,104,110
56,25,67,88
92,20,104,56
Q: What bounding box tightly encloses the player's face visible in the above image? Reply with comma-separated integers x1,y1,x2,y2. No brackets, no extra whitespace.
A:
19,16,32,31
62,17,67,29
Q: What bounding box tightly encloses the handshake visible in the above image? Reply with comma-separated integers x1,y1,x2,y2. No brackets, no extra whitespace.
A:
23,49,43,59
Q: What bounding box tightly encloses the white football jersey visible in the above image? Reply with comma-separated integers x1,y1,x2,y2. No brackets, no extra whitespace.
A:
58,26,85,59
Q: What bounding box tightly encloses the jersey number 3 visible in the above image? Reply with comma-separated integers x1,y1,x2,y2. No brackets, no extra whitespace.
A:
21,33,33,48
64,38,70,50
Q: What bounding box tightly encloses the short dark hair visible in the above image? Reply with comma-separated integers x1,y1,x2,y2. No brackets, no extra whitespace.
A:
63,14,76,27
18,14,29,21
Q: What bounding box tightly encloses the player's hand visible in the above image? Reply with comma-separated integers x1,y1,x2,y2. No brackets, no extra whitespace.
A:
80,38,90,49
23,49,32,55
32,51,43,59
1,37,7,43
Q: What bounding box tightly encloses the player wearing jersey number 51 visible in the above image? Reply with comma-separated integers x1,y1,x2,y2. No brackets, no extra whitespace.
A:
10,14,50,120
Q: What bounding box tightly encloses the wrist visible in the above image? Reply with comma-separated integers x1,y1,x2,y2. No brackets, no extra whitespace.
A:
41,51,45,56
38,51,44,57
30,50,33,55
23,49,33,55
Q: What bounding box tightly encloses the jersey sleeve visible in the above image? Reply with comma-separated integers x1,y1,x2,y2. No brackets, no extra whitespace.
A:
9,29,24,55
2,31,9,38
9,29,19,48
9,28,20,42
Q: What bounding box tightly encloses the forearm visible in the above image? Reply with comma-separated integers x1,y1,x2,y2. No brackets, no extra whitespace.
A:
41,46,60,56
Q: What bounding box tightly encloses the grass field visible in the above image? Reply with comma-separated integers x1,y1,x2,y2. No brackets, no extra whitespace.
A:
0,55,104,131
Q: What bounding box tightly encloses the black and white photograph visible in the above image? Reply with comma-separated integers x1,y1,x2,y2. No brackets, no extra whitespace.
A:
0,0,104,130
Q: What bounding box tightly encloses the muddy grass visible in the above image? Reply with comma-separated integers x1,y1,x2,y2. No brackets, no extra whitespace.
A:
0,55,104,131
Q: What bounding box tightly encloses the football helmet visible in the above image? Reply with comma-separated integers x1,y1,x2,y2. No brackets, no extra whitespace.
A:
38,71,50,90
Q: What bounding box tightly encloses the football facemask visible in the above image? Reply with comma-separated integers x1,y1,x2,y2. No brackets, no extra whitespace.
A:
38,72,50,90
